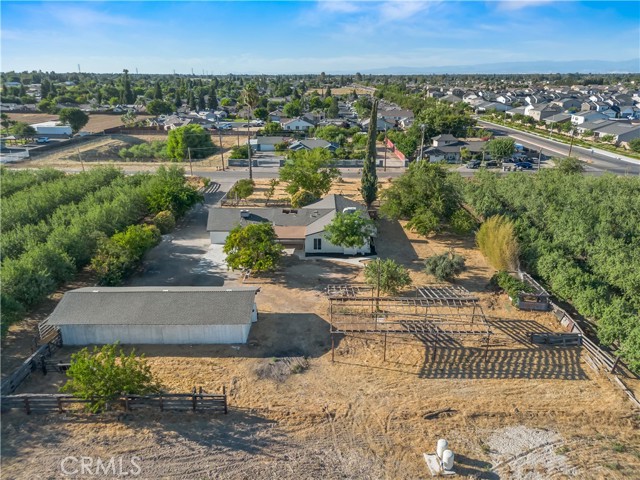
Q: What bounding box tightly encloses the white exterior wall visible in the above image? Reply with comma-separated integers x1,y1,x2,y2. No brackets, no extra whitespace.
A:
210,231,229,244
304,233,371,255
33,124,72,135
60,323,251,345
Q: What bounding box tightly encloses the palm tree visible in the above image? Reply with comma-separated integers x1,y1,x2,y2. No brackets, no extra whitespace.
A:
241,83,260,180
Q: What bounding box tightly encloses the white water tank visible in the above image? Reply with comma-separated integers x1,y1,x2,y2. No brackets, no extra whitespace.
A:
436,439,448,458
442,450,454,471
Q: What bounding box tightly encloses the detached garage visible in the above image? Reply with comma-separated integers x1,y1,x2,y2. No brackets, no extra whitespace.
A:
43,286,258,345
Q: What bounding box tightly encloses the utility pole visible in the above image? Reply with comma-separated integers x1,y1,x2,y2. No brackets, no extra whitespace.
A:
218,126,225,171
76,148,85,172
383,126,388,172
568,128,575,157
247,109,253,180
537,149,542,172
187,147,193,176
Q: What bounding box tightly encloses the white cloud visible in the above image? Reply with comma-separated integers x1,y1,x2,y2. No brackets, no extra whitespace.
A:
495,0,557,11
45,5,141,28
317,1,363,13
378,1,436,21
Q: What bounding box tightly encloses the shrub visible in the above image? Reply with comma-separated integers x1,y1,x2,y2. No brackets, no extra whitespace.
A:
61,343,162,413
229,144,249,159
476,215,519,271
491,271,532,302
290,190,317,208
153,210,176,234
228,179,255,204
424,251,466,281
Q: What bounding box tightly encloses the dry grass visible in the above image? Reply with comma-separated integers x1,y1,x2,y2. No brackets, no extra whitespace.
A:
7,112,153,133
2,207,640,479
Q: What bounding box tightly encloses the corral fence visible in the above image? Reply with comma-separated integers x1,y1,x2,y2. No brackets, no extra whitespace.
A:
0,332,62,396
1,387,227,415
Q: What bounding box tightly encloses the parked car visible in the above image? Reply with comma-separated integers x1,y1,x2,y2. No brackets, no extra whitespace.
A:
218,123,233,130
466,160,481,169
36,137,50,144
484,160,498,168
515,162,534,170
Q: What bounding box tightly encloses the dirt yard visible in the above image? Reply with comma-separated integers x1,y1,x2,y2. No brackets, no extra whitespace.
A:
3,214,640,478
15,133,239,170
7,112,152,133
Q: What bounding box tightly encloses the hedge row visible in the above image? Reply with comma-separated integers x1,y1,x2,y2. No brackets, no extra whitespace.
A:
1,167,122,232
1,167,65,198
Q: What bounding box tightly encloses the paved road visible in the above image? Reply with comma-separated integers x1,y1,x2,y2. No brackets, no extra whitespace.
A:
477,120,640,175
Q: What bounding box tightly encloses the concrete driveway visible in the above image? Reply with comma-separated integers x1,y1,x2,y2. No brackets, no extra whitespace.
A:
126,181,240,287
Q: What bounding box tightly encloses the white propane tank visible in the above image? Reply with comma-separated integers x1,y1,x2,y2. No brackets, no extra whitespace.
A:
436,439,448,458
442,450,454,471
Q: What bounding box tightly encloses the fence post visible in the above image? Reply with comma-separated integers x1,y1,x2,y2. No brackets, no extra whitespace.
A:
223,386,228,415
159,393,163,412
24,397,31,415
192,387,197,412
57,397,64,414
40,355,47,375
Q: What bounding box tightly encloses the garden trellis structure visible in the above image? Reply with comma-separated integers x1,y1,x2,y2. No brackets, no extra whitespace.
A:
326,284,492,362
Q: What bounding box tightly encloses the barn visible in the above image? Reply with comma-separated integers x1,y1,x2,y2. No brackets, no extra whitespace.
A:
43,286,258,345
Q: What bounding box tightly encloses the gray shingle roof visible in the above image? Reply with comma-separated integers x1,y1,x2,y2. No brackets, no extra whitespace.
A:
47,287,258,326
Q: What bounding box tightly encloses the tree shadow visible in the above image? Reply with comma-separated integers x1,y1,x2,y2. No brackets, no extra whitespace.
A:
454,454,498,479
374,218,421,269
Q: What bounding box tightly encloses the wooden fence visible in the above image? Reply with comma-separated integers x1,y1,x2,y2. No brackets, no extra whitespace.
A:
0,333,62,396
1,387,227,415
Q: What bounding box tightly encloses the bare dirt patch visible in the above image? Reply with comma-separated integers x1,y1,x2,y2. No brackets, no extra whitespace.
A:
3,208,640,479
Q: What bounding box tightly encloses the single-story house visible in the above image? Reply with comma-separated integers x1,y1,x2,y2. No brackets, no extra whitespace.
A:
44,286,259,345
250,136,289,152
31,121,72,136
421,134,486,163
288,139,338,152
592,122,640,144
361,116,395,132
207,194,374,256
281,117,314,131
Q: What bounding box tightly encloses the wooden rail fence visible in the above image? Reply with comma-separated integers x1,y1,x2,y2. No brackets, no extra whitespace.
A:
1,387,227,415
0,333,62,395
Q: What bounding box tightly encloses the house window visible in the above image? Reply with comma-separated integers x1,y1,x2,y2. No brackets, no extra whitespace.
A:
313,238,322,250
295,126,299,130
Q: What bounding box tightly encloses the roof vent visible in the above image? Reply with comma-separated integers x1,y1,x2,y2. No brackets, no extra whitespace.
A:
343,207,357,215
240,210,250,218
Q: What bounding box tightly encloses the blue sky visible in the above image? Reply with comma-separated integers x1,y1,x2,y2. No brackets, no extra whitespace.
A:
1,1,638,73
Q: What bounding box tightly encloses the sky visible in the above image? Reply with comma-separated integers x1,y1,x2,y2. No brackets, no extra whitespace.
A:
1,1,639,74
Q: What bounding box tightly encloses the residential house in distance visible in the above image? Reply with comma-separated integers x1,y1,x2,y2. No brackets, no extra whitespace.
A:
31,121,72,136
571,110,609,124
421,134,486,163
361,116,395,132
281,117,314,131
249,136,290,152
207,194,375,256
524,103,562,121
288,139,338,152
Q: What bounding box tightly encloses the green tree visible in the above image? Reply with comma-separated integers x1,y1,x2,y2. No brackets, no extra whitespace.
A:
290,190,317,208
10,122,36,139
280,149,339,197
207,86,218,110
166,124,216,160
485,137,515,162
120,111,137,127
223,223,283,272
37,98,59,114
60,343,161,413
229,144,249,159
361,98,379,208
261,122,282,135
283,99,302,117
58,108,89,134
424,251,466,281
0,113,14,131
229,179,255,204
327,97,339,118
153,81,163,100
380,162,461,236
555,156,585,174
364,258,412,295
253,107,268,121
264,178,279,206
324,211,375,249
153,210,176,234
146,99,174,116
121,69,135,104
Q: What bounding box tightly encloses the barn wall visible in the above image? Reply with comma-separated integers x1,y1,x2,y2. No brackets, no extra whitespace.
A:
60,323,251,345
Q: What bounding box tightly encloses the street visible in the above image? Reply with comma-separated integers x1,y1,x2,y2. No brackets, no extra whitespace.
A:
477,119,640,175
